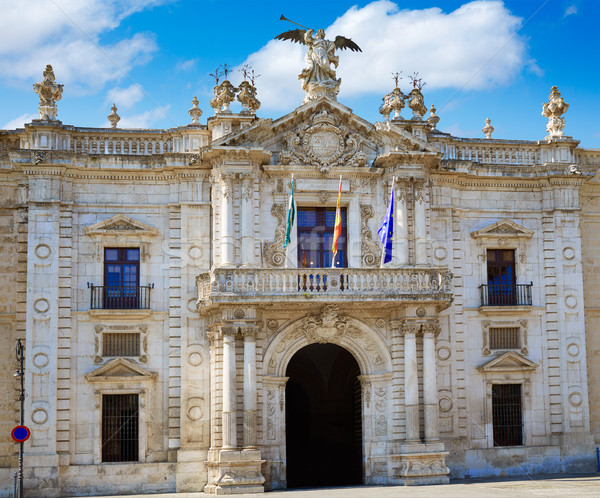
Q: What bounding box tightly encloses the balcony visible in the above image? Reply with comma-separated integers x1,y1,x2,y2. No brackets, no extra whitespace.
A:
479,283,533,308
88,284,154,310
197,268,453,308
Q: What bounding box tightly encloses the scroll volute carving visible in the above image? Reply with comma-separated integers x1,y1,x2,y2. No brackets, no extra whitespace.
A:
263,203,287,268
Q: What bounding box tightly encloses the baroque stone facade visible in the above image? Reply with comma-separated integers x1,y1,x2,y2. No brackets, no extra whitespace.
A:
1,63,600,496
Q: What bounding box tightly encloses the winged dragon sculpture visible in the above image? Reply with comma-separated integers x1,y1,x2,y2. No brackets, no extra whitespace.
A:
275,27,361,102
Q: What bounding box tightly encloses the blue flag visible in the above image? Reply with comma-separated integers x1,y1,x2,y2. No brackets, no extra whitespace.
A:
378,184,394,264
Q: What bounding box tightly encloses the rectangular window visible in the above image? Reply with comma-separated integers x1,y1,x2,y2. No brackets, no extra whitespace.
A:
104,248,140,309
297,207,347,268
489,327,520,350
102,332,140,357
487,249,516,306
102,394,139,462
492,383,522,446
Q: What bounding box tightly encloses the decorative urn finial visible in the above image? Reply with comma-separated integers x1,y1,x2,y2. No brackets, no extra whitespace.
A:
379,73,406,121
33,64,64,121
427,105,440,129
107,103,120,128
542,86,569,139
188,96,203,123
407,73,427,120
482,117,494,139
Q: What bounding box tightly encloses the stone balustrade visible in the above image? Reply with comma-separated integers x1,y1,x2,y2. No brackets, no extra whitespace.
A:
70,134,173,155
437,141,541,165
197,267,453,306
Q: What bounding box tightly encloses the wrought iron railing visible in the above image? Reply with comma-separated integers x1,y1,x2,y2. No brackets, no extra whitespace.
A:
88,284,153,310
479,282,532,307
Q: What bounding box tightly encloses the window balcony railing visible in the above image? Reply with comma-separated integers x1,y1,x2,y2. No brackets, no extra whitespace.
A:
88,284,154,310
479,282,532,307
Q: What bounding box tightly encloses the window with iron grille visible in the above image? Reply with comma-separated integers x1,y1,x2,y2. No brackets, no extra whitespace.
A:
102,394,139,462
489,327,520,350
102,332,140,357
492,383,522,446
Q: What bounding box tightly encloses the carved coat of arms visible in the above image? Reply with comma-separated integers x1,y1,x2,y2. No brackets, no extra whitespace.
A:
280,109,367,173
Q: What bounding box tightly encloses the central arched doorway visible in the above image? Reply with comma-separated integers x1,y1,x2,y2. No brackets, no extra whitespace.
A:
285,343,363,488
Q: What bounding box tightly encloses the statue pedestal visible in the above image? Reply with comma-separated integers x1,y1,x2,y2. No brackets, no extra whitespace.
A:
205,449,265,494
391,443,450,485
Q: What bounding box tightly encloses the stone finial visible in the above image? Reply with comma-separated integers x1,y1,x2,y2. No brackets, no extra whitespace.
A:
210,80,236,114
482,117,494,139
427,105,440,129
379,87,405,120
237,81,261,114
33,64,64,121
407,88,427,120
542,86,569,138
188,96,203,123
107,103,120,128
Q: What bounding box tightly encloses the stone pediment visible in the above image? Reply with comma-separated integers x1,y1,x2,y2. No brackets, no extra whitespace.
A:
85,214,159,237
477,351,538,373
85,357,156,383
470,219,533,239
210,99,440,173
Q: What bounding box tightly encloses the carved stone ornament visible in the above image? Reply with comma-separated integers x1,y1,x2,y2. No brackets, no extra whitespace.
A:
360,205,382,267
482,117,494,139
542,86,569,138
280,109,366,174
33,64,63,120
379,87,406,120
210,80,236,114
301,305,351,343
407,88,427,120
237,81,261,114
107,103,120,128
427,105,440,129
188,96,203,124
263,203,287,267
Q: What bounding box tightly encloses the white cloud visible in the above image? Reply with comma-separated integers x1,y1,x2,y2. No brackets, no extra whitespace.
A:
105,84,144,110
0,0,169,94
176,59,198,72
104,104,171,129
564,5,578,17
2,113,38,130
240,0,528,112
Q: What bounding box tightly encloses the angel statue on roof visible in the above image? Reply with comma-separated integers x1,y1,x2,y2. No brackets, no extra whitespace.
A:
275,16,361,103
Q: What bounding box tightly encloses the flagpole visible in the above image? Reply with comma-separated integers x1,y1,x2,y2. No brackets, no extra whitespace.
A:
285,174,294,269
380,176,395,268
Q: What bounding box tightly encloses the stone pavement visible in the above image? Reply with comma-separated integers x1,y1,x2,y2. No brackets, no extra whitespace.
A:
69,473,600,498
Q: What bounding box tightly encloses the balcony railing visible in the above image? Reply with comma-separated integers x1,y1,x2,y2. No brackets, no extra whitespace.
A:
479,283,532,307
197,268,453,305
89,284,153,310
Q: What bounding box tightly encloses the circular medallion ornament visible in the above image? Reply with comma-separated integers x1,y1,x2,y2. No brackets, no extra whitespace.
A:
188,352,203,366
562,247,576,260
439,397,453,412
31,408,48,425
568,391,583,407
35,243,51,259
187,405,203,421
433,247,447,261
565,295,577,309
267,319,279,331
188,245,202,260
33,298,50,313
436,346,451,361
567,342,579,357
375,319,386,329
33,352,49,368
306,130,341,162
416,307,426,317
233,308,245,319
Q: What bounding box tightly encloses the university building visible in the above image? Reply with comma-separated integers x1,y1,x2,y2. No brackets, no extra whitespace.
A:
1,55,600,496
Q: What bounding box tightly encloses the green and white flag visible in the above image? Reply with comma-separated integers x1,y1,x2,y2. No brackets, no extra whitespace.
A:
284,175,295,247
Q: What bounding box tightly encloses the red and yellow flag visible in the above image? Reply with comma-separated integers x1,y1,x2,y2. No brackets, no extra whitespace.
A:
331,175,342,267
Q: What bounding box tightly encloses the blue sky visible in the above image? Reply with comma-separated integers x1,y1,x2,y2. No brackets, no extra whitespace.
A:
1,0,599,147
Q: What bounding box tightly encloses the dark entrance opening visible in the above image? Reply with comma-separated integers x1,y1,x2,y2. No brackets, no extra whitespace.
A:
285,343,362,488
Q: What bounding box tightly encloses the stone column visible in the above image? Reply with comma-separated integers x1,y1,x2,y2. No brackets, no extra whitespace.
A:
403,322,420,442
414,181,427,265
221,326,237,449
240,175,254,265
242,327,257,448
395,184,409,265
422,322,440,442
220,175,234,266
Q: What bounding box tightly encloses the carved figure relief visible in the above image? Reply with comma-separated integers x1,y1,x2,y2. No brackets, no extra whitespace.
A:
280,110,367,173
360,205,382,267
301,305,351,343
263,203,287,267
